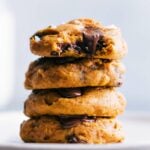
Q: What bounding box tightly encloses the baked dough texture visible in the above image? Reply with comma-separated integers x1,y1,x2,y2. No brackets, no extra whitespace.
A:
30,18,127,59
20,116,124,144
24,87,126,117
25,58,125,89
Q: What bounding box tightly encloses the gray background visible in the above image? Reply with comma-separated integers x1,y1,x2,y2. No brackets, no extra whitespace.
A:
1,0,150,110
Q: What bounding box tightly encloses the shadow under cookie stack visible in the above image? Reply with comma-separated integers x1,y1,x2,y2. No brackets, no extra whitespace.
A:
20,18,127,144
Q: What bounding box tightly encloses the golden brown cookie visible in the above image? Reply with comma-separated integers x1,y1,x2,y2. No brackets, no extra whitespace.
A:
30,18,127,59
20,116,124,144
24,87,126,117
25,58,125,89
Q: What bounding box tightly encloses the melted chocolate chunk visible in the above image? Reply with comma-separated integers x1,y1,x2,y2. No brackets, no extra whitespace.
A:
58,27,105,56
82,27,103,55
57,116,96,129
58,116,81,128
67,134,87,143
57,88,82,98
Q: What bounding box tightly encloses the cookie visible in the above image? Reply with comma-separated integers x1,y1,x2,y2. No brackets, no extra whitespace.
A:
30,18,127,59
25,58,125,89
20,116,124,144
24,87,126,117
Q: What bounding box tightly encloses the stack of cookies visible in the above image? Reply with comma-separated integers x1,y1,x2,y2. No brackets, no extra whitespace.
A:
20,18,127,144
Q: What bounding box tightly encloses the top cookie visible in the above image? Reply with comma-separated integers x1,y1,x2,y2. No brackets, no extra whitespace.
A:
30,18,127,59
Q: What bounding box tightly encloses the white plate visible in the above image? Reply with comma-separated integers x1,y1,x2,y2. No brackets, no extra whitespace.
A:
0,111,150,150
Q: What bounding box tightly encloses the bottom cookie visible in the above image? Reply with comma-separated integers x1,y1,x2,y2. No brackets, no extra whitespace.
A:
20,116,124,144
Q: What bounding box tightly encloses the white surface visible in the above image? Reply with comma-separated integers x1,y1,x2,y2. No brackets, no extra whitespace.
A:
0,111,150,150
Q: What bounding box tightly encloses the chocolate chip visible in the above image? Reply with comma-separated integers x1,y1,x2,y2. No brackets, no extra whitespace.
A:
57,116,96,129
67,135,78,143
58,116,81,129
96,38,106,50
61,43,71,51
73,45,82,51
116,81,122,87
44,135,50,141
66,134,87,143
90,61,104,70
57,88,82,98
82,27,103,55
59,42,83,54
